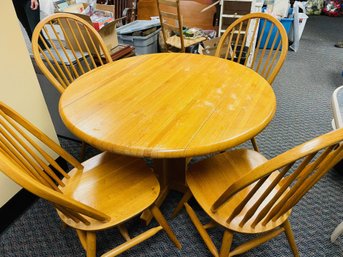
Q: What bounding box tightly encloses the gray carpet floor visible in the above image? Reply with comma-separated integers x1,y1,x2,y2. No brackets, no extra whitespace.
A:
1,15,343,257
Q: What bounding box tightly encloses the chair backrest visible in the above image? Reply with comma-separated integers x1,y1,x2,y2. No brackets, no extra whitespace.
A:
32,13,113,94
156,0,185,52
0,102,109,224
215,13,288,84
212,128,343,229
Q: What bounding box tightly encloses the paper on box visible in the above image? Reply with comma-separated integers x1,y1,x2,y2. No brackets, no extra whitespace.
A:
62,3,118,54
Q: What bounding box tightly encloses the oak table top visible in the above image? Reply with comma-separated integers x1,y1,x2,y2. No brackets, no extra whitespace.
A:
59,53,276,159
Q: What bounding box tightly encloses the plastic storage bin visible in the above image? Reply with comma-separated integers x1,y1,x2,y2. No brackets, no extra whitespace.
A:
258,17,293,49
117,20,161,55
117,20,160,34
117,29,160,55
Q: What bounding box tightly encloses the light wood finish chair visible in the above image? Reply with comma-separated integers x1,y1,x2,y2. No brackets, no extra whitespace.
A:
215,12,288,152
156,0,206,52
32,13,113,94
32,13,113,159
183,128,343,257
0,102,181,257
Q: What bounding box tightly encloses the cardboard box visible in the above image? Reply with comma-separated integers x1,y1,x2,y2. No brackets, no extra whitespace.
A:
199,37,227,57
61,3,118,54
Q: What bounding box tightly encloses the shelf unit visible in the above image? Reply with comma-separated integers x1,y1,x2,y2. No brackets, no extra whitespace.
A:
218,0,263,35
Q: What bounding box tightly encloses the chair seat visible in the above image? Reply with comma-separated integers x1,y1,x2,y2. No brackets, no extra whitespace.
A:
59,152,159,231
166,35,206,49
187,149,290,233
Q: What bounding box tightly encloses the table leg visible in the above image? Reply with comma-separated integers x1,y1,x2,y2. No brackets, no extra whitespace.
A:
156,158,188,192
140,158,188,224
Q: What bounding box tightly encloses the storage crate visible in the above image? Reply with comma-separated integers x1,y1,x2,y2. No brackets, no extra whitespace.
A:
258,17,293,49
117,29,160,55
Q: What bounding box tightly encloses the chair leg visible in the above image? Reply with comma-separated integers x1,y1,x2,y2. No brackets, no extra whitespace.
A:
283,219,300,257
171,189,193,218
118,224,131,241
184,203,219,257
76,229,87,250
149,204,182,249
219,230,233,257
251,137,259,152
86,231,96,257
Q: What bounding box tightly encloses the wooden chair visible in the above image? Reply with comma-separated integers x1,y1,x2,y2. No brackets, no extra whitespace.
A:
32,13,113,94
215,12,288,152
156,0,206,52
183,128,343,257
32,13,113,159
0,102,181,257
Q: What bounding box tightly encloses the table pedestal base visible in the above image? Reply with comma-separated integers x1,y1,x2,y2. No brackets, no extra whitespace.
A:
140,158,188,224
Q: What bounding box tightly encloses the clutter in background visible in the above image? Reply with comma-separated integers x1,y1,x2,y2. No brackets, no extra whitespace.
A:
322,0,343,16
270,1,310,52
264,0,291,18
305,0,325,14
39,0,55,19
54,0,115,31
200,1,309,55
44,0,339,57
52,1,118,54
83,7,114,30
261,2,308,52
147,16,216,54
53,0,73,12
263,0,342,17
183,28,206,40
181,28,215,41
305,0,343,15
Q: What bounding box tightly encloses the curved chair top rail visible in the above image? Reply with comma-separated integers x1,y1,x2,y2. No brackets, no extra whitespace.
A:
215,12,288,84
32,13,112,93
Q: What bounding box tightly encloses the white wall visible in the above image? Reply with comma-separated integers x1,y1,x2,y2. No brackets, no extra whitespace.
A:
0,0,59,207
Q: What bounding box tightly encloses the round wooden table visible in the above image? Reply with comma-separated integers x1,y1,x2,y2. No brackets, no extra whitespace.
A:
59,53,276,221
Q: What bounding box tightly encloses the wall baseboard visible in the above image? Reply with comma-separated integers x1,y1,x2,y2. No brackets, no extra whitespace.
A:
0,157,68,233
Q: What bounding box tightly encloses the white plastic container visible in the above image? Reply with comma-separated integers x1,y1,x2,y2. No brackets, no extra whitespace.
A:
289,1,308,52
332,85,343,129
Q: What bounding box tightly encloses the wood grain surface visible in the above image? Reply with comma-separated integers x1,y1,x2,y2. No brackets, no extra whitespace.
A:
59,53,276,158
